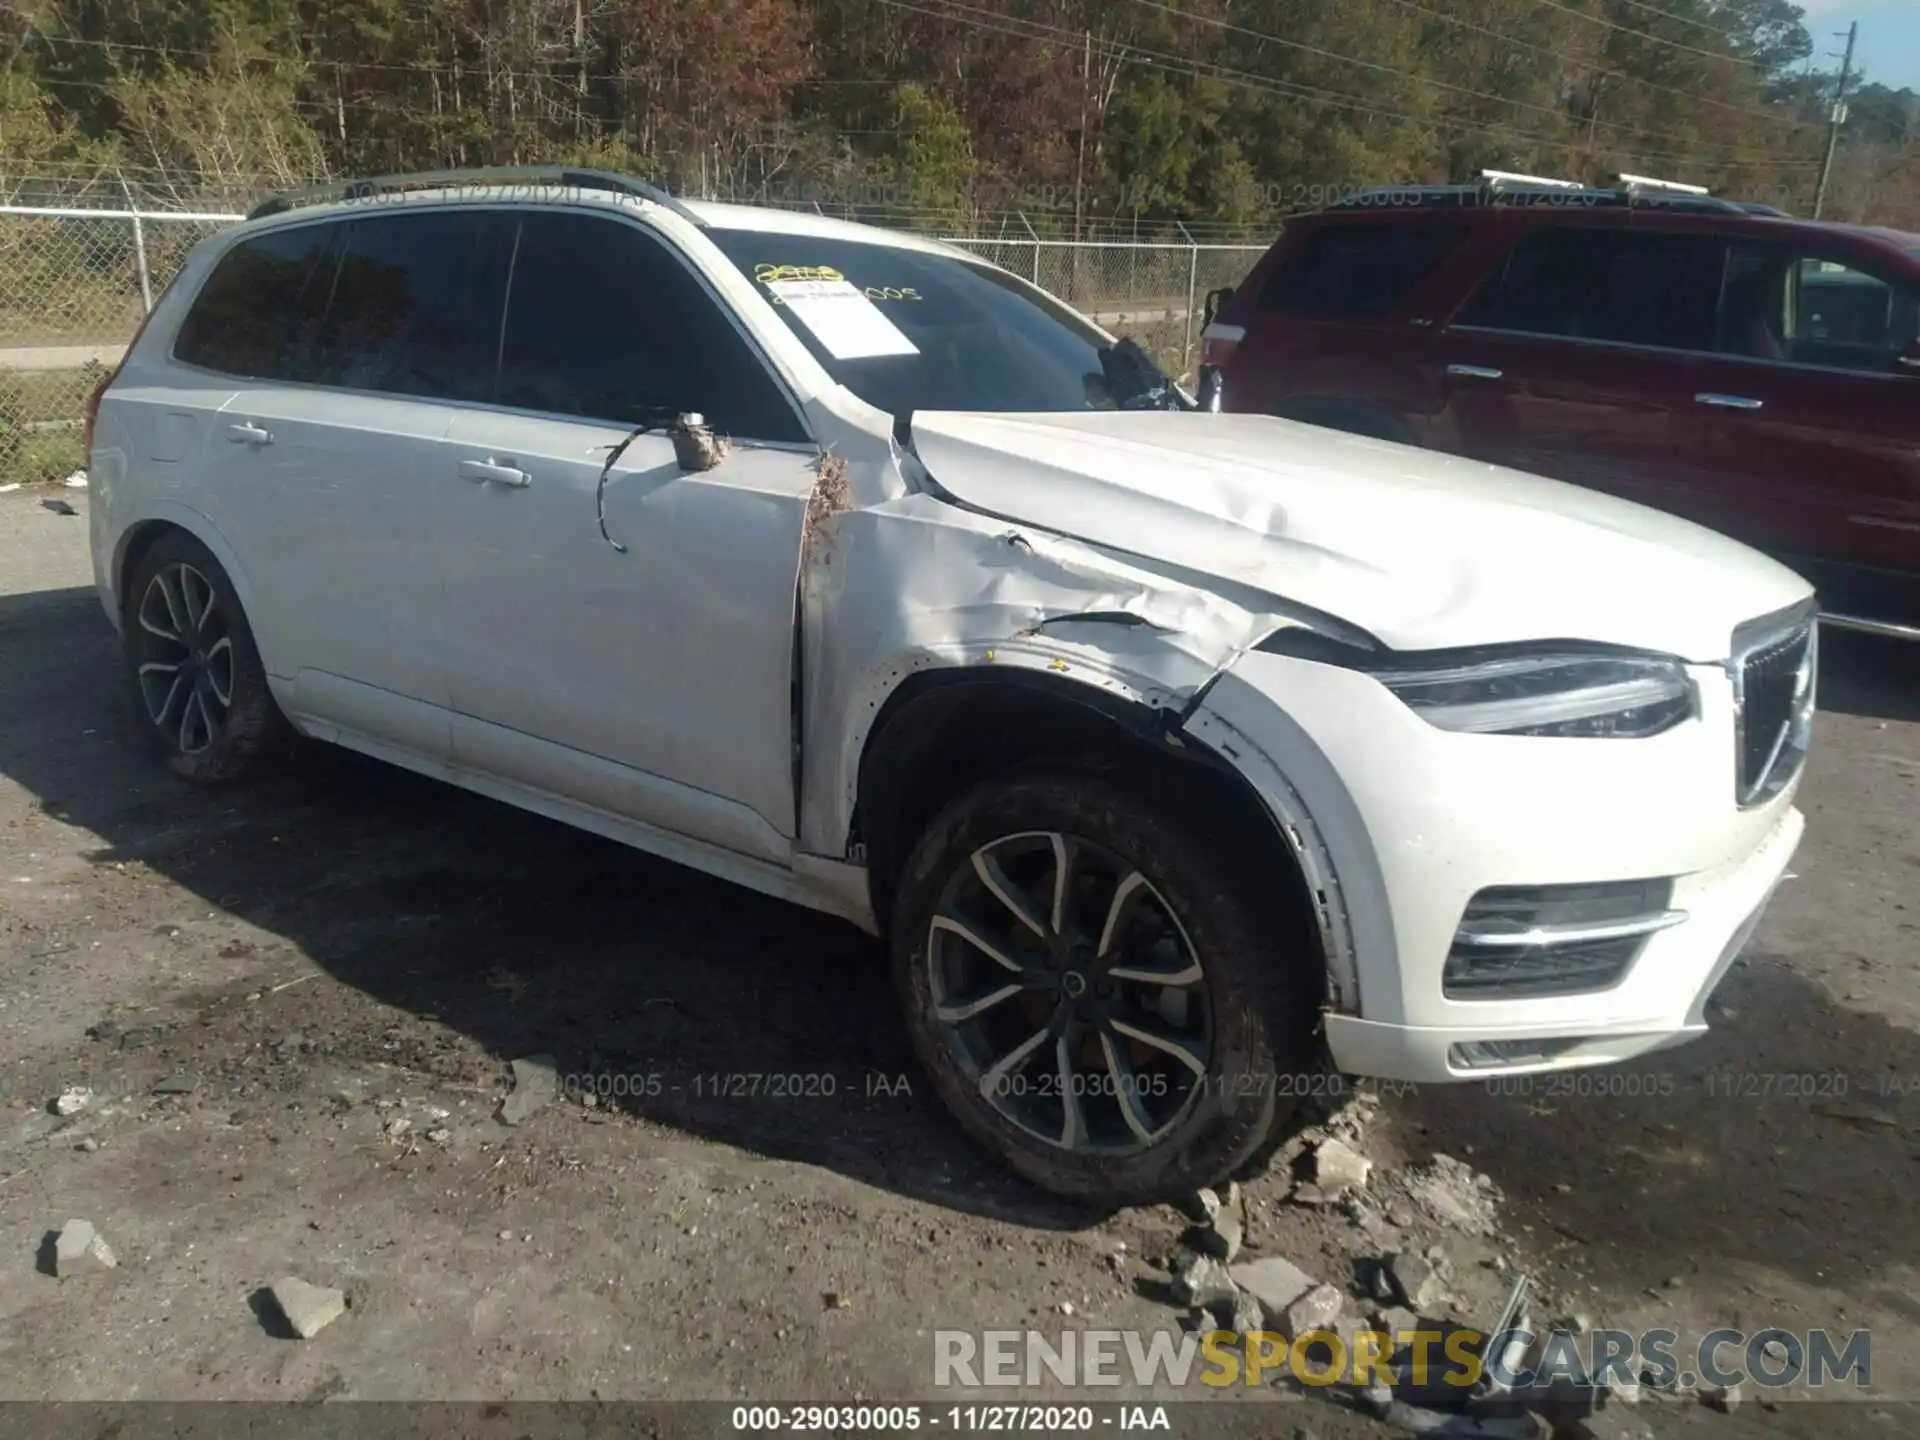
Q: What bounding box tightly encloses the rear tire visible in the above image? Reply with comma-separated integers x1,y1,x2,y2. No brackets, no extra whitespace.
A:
122,532,292,785
890,768,1318,1204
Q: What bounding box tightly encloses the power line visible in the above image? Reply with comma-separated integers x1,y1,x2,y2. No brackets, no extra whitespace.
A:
1375,0,1806,129
1128,0,1791,147
1128,0,1643,137
1526,0,1772,72
17,9,1827,176
1608,0,1746,43
882,0,1821,170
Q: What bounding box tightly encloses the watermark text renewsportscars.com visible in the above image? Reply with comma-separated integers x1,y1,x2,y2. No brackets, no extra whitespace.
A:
934,1326,1871,1393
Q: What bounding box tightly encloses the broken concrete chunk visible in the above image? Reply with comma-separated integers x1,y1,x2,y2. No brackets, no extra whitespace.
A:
151,1075,199,1095
1227,1255,1318,1316
1404,1153,1502,1236
271,1276,346,1338
53,1087,92,1117
1191,1186,1223,1222
499,1054,558,1126
1281,1283,1345,1341
53,1219,117,1276
1170,1253,1238,1308
1195,1204,1243,1262
1387,1251,1442,1310
1702,1383,1742,1413
1295,1136,1371,1204
1375,1305,1421,1356
1201,1290,1264,1337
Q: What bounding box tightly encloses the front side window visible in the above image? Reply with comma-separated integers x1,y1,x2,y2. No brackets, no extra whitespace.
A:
704,229,1176,422
1460,227,1725,351
1259,222,1468,319
1716,243,1919,371
498,212,804,440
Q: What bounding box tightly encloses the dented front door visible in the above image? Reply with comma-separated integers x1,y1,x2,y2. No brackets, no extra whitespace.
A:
437,408,817,859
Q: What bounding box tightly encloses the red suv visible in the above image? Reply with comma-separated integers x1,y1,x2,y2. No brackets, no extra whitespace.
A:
1202,176,1920,639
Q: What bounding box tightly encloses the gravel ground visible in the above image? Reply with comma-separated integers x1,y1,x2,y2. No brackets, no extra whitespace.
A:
1,488,1916,1436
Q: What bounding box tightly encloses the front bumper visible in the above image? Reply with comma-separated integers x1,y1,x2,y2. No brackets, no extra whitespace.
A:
1186,647,1806,1085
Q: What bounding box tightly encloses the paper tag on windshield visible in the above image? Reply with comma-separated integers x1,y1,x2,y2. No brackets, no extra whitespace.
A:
767,278,919,360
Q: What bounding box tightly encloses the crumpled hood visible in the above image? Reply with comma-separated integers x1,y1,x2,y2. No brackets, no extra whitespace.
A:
908,410,1813,661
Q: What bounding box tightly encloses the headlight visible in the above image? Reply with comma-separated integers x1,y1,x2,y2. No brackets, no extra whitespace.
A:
1370,650,1696,737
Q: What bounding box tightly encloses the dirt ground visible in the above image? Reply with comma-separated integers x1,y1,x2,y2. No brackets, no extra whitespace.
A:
1,487,1917,1436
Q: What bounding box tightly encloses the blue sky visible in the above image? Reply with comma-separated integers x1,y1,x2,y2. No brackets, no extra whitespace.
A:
1796,0,1920,92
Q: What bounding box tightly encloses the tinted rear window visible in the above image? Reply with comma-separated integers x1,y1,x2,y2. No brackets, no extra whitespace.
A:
176,211,515,400
1259,223,1468,319
306,210,516,400
174,223,341,378
1460,227,1726,351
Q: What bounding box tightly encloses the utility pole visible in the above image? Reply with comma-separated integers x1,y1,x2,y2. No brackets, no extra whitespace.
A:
1813,21,1858,219
1073,30,1090,247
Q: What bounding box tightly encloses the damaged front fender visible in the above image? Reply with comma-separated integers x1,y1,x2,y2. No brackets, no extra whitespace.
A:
796,489,1295,857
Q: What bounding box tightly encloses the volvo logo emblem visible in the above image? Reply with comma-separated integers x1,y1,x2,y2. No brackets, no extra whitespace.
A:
1062,971,1088,999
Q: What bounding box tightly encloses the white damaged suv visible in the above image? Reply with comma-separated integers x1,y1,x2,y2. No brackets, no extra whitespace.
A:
86,169,1815,1202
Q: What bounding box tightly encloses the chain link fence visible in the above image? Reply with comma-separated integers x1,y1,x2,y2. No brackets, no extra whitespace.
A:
943,238,1263,377
0,206,236,484
0,201,1266,486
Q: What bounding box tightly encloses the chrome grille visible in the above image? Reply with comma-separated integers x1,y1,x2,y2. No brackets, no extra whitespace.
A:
1731,608,1816,808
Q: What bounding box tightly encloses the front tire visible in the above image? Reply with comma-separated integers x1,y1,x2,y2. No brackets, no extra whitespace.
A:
123,532,291,784
891,769,1318,1204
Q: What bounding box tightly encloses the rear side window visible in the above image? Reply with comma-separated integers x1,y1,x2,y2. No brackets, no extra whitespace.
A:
174,223,341,378
307,210,516,400
1460,227,1725,351
176,210,514,401
498,212,804,440
1260,223,1468,319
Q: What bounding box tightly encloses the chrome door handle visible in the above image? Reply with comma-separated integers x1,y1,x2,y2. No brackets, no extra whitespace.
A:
226,422,273,446
1696,393,1764,410
1446,364,1504,380
458,458,531,488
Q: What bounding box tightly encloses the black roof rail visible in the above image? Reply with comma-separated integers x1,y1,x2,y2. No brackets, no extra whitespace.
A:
244,165,705,227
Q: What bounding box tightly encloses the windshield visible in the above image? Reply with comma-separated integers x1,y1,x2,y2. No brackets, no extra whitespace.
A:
706,229,1182,420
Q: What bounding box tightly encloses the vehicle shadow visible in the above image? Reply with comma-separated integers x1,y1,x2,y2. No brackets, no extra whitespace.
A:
1386,949,1920,1309
0,583,1092,1232
3,582,1915,1288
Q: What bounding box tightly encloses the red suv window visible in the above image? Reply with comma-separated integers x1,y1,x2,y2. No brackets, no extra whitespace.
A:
1458,226,1725,351
1259,222,1469,319
1716,242,1920,371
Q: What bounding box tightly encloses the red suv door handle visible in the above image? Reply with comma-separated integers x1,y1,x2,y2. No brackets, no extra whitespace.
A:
1695,393,1765,411
1446,364,1503,380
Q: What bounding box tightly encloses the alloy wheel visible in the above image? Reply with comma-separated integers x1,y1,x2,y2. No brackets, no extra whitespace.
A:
134,562,234,755
926,830,1213,1155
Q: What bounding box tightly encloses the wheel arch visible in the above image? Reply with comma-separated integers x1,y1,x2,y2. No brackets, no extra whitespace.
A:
851,669,1324,1004
114,507,276,671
